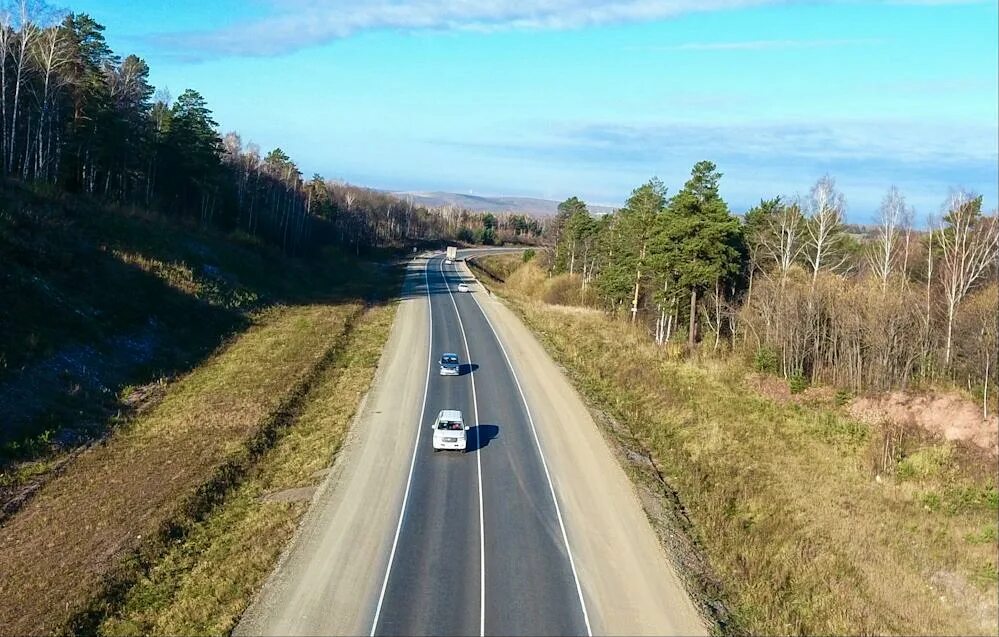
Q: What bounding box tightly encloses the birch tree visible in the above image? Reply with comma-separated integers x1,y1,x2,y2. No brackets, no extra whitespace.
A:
30,21,70,180
747,197,806,288
868,186,909,290
7,0,41,174
804,175,848,286
936,190,999,366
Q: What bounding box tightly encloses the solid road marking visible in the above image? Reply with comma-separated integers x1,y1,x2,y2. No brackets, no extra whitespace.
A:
369,257,434,636
439,258,487,637
463,254,594,637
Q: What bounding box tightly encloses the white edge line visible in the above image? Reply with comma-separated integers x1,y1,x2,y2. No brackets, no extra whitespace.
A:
369,256,434,636
461,252,594,637
440,258,487,637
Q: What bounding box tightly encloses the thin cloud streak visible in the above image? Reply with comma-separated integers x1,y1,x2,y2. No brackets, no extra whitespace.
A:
436,119,999,174
652,37,884,51
143,0,801,59
145,0,992,60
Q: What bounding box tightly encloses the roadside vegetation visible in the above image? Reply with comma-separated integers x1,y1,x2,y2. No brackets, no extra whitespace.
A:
546,164,997,416
97,302,397,636
472,253,998,636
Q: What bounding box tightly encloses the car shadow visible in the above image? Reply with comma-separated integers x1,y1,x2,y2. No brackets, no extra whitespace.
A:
469,424,499,452
459,363,479,376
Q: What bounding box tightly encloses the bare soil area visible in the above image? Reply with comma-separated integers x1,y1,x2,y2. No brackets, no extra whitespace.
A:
850,391,999,456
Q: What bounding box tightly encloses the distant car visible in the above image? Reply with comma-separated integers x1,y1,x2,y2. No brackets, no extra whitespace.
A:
432,409,469,452
439,353,460,376
457,283,470,293
445,258,453,265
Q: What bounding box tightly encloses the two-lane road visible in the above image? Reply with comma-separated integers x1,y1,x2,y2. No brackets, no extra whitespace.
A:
236,251,705,637
372,255,588,636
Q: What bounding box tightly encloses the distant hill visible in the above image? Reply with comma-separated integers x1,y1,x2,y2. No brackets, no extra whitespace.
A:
390,191,618,217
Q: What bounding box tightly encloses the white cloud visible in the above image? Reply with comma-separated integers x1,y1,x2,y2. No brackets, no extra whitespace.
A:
146,0,799,58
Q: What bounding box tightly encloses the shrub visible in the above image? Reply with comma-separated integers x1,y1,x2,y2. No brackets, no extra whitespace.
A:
834,388,853,406
754,346,779,374
456,227,474,243
789,372,809,394
542,274,583,306
897,445,953,481
522,249,536,263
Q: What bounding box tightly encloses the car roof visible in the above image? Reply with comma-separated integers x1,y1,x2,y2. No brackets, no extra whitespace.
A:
438,409,463,420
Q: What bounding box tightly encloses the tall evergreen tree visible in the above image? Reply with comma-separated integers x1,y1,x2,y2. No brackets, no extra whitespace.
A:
656,161,743,347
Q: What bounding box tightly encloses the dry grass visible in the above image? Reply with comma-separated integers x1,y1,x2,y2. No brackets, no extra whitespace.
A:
98,302,397,636
0,302,364,635
474,257,999,636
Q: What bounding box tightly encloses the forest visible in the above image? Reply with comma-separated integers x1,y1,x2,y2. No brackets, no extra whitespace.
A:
549,161,998,408
0,4,542,254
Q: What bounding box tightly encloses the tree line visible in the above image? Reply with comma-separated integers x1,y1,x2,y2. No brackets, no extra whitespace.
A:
0,3,534,254
550,161,999,409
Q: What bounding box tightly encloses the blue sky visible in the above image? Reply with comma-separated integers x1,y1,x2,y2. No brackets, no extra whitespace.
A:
74,1,997,221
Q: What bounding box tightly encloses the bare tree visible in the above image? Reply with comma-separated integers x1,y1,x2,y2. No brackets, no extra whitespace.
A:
8,0,42,174
923,216,935,377
0,6,14,171
936,190,999,366
754,200,806,288
868,186,908,290
804,175,848,287
30,20,69,181
900,201,914,276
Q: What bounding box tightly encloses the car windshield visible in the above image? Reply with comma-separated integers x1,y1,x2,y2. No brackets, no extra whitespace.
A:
437,420,463,431
441,355,458,365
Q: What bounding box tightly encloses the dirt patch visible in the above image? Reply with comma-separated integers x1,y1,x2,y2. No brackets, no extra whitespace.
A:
120,379,169,413
849,391,999,456
746,373,792,402
929,570,999,632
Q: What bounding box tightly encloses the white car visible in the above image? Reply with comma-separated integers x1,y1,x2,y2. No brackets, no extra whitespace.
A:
445,259,453,265
439,353,460,376
432,409,469,452
457,283,470,293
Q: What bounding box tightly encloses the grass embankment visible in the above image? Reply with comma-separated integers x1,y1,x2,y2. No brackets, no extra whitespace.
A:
471,255,999,636
99,302,397,635
0,184,404,634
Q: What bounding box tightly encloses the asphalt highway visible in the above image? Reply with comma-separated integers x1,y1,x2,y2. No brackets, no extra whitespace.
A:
371,255,589,636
